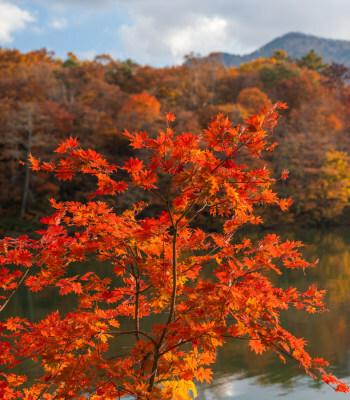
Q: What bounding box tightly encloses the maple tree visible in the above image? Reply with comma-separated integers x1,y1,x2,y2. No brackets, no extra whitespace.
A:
1,102,349,399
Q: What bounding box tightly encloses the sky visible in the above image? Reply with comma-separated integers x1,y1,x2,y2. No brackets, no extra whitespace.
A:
3,0,350,67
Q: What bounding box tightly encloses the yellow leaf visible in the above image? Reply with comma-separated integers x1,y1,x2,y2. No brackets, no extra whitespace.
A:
162,379,197,400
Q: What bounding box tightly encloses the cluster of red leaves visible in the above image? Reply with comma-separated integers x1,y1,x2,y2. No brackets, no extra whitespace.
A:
0,103,348,399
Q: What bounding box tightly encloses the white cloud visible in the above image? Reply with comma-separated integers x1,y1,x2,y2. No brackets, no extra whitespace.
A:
120,14,232,66
0,1,35,43
49,17,67,30
167,16,229,59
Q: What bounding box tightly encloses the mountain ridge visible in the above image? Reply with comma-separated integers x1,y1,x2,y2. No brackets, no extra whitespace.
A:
207,32,350,67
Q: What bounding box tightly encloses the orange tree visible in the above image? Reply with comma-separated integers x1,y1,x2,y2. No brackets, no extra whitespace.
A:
0,103,349,399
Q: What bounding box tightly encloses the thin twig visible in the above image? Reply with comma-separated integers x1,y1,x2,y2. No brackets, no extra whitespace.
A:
0,268,29,313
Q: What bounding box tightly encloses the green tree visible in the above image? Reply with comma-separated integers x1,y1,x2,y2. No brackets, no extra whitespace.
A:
296,50,329,73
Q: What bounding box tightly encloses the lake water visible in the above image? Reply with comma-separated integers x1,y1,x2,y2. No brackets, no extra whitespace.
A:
3,228,350,399
197,228,350,399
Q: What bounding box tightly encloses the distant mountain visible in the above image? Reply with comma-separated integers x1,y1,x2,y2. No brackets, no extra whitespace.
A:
208,32,350,67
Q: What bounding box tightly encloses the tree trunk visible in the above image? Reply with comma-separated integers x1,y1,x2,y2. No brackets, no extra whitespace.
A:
21,129,32,218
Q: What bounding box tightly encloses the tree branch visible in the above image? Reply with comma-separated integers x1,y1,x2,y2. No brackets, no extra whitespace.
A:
0,268,29,313
106,330,157,347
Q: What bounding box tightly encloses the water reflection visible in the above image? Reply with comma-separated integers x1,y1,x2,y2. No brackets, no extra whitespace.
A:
3,229,350,399
199,374,350,399
198,227,350,399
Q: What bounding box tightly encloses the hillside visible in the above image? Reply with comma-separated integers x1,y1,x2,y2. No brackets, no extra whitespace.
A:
1,47,350,231
209,32,350,66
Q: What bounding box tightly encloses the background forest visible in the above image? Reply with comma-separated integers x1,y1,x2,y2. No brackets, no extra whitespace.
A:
1,48,350,233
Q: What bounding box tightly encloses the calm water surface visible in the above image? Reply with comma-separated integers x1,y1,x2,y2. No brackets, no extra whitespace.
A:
198,228,350,399
4,228,350,399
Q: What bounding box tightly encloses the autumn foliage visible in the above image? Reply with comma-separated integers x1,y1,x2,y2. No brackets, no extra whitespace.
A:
0,103,349,399
2,48,350,225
